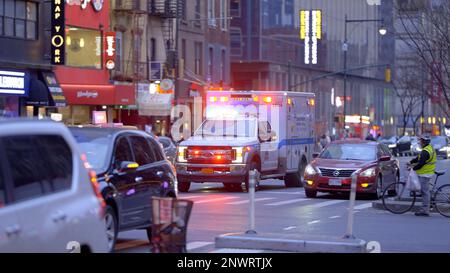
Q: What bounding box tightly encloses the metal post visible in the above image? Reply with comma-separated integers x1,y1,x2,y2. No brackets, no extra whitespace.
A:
343,15,348,137
344,173,357,239
288,60,292,91
246,170,257,234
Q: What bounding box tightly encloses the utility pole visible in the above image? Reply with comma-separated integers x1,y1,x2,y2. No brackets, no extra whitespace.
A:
343,14,348,136
288,60,292,91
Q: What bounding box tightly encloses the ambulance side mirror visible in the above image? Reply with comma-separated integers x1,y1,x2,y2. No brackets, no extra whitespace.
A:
270,131,277,141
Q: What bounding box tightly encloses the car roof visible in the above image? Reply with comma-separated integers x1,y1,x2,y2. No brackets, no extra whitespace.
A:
68,126,153,139
331,139,378,145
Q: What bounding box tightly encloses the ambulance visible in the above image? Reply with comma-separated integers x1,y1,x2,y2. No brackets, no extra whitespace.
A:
175,90,316,192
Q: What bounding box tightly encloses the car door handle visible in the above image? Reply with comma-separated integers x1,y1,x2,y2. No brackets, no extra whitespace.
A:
135,176,144,183
5,224,21,237
156,171,164,178
52,211,67,223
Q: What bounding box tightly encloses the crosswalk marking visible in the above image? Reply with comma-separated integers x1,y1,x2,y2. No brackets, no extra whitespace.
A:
210,248,265,253
265,198,309,206
307,220,320,225
353,203,372,210
329,215,341,219
195,196,240,204
283,226,297,231
311,200,346,208
187,242,214,251
226,197,275,205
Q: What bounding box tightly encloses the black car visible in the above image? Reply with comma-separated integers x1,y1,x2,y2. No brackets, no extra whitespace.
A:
157,136,177,164
69,127,177,252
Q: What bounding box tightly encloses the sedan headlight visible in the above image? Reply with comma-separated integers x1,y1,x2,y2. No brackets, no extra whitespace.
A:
305,164,317,176
177,146,188,163
360,167,377,177
388,144,397,148
439,147,448,152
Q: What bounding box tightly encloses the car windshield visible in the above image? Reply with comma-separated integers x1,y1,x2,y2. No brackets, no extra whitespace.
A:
194,119,257,138
431,137,447,146
158,137,172,148
320,144,377,161
379,136,396,143
398,136,411,143
70,129,111,173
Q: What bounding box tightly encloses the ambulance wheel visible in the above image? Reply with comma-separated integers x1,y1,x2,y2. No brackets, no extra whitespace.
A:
284,159,306,188
178,181,191,193
244,162,260,192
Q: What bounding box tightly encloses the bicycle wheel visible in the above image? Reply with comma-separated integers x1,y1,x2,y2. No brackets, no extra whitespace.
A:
434,184,450,218
382,182,416,214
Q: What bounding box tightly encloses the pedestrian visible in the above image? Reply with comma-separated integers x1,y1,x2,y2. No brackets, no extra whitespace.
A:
408,135,436,216
319,134,328,150
365,132,376,141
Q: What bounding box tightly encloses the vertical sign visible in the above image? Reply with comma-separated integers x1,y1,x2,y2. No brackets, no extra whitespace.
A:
104,32,116,70
51,0,65,65
300,10,322,65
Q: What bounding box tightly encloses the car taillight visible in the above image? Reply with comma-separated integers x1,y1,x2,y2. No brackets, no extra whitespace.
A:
89,170,106,218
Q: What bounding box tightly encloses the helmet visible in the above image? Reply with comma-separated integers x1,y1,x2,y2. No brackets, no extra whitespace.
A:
419,134,431,144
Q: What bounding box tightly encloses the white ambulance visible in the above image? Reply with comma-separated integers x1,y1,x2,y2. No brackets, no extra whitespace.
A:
175,90,316,192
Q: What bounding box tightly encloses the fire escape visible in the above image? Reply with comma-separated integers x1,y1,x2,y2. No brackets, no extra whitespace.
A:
148,0,179,79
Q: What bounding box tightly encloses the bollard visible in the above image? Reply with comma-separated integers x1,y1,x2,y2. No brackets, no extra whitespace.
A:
245,170,257,234
344,173,357,239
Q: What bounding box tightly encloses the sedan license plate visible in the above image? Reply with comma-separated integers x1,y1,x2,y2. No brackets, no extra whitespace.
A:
201,168,214,174
328,179,342,186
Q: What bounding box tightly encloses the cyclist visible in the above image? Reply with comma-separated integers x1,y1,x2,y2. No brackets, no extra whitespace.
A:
409,135,436,217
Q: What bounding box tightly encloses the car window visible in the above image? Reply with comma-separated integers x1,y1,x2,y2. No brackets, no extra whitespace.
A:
149,138,165,162
2,135,73,203
0,156,6,208
159,138,171,148
114,137,134,168
130,136,156,165
381,145,392,156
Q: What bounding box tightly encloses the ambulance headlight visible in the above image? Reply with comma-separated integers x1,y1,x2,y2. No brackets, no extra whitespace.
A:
177,146,188,163
232,147,244,163
388,144,397,148
305,164,317,176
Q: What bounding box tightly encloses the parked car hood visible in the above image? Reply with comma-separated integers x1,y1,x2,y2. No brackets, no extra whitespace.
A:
179,136,259,147
312,158,375,169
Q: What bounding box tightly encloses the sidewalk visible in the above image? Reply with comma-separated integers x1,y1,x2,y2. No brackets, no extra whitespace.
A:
215,233,367,253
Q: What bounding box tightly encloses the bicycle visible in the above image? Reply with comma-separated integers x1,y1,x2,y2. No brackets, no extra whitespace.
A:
381,170,450,217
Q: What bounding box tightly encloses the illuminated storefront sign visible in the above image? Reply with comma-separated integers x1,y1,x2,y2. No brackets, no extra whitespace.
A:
345,115,370,125
104,32,116,70
51,0,65,65
0,70,29,96
300,9,322,65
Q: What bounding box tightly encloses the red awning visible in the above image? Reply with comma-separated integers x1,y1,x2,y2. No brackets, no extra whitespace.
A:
61,84,135,105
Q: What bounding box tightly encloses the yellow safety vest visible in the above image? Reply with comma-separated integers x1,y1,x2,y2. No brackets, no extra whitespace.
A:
416,144,436,175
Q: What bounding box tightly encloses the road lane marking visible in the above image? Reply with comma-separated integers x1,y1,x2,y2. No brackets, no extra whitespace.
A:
187,242,214,251
210,249,264,253
329,215,341,219
353,203,372,210
312,200,346,208
307,220,320,225
226,197,275,205
261,191,305,195
195,196,240,204
283,226,297,231
265,198,309,206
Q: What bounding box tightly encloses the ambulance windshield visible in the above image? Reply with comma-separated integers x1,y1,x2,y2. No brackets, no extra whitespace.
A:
194,119,257,138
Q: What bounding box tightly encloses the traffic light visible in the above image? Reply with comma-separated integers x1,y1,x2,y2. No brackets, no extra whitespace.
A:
385,68,391,83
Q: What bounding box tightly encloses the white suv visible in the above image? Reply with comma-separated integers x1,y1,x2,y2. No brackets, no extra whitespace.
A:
0,119,109,253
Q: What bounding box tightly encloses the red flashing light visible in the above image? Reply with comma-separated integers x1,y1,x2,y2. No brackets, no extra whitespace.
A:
216,155,222,160
194,150,200,155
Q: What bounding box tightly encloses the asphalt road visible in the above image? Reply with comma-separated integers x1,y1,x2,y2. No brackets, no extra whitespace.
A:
116,156,450,253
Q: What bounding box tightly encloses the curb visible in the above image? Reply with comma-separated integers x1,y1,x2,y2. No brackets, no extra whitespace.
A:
215,233,367,253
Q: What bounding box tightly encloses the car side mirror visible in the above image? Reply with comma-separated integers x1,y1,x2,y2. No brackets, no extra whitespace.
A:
312,152,320,158
118,161,140,172
379,156,391,162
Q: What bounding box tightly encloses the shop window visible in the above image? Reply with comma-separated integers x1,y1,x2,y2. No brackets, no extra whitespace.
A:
66,26,102,69
0,0,37,39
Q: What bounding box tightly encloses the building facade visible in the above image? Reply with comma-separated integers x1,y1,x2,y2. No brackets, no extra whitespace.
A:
230,0,395,139
0,0,65,119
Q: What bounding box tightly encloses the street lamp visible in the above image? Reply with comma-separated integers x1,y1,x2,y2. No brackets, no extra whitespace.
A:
342,15,386,137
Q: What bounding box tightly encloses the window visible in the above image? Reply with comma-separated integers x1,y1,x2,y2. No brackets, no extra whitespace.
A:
130,136,155,165
208,0,215,28
220,0,227,30
230,0,240,18
116,31,123,72
221,49,226,81
149,138,165,161
208,47,214,80
66,26,102,69
2,135,73,203
194,42,203,75
114,137,133,169
150,38,156,62
0,0,37,39
195,0,201,22
230,28,242,57
181,39,186,70
181,0,187,21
